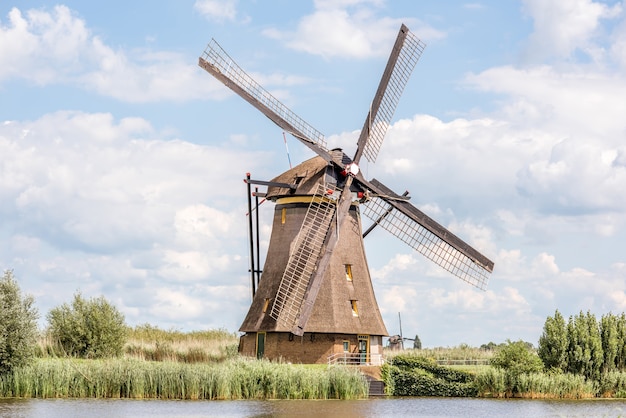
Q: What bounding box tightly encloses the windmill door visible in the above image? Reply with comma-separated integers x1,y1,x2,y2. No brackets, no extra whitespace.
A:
256,332,265,359
358,335,369,364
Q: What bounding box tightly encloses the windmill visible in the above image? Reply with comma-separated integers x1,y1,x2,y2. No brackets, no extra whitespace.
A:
199,24,494,364
388,312,417,350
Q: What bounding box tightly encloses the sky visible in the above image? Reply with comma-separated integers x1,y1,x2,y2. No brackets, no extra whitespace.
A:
2,0,626,348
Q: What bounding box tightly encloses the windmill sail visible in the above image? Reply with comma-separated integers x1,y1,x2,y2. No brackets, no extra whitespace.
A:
283,26,426,334
270,183,337,330
354,24,426,164
361,178,494,289
199,40,331,161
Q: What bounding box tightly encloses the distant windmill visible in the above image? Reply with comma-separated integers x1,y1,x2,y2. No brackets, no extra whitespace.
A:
388,312,416,350
199,24,494,364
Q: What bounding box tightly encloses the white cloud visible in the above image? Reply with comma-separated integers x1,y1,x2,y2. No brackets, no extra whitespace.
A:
174,205,235,248
516,139,626,214
0,6,87,83
150,287,206,320
158,250,232,282
522,0,622,62
262,0,443,58
194,0,238,22
531,252,559,276
0,110,266,330
610,11,626,68
371,253,417,283
429,286,488,311
381,285,417,314
0,5,226,102
466,66,626,138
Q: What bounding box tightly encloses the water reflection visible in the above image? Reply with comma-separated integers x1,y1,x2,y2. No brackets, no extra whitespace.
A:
2,397,626,417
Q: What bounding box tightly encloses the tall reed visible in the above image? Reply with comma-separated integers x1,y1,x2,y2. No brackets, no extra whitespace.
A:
0,358,368,400
474,368,596,399
597,371,626,398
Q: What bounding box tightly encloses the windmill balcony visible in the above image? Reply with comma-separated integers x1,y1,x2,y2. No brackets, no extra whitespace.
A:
327,352,384,366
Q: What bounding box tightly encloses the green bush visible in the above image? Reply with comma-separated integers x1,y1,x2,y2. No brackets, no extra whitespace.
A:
389,367,478,397
0,270,39,374
390,355,475,383
384,354,477,397
47,292,127,358
490,340,543,375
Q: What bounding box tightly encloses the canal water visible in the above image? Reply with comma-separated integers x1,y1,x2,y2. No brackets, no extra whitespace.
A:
2,397,626,417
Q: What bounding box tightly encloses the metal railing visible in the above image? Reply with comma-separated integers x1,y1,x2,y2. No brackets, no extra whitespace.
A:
435,359,491,366
328,353,384,366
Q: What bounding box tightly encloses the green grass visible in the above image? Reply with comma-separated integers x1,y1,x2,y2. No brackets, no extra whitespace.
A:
384,346,494,362
0,357,368,400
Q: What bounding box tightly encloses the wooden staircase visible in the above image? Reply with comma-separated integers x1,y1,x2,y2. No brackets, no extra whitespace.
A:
364,375,385,396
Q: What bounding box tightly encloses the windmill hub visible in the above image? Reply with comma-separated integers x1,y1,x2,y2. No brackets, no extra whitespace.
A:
341,163,360,177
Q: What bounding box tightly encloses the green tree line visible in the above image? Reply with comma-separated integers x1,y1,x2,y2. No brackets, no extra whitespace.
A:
538,309,626,379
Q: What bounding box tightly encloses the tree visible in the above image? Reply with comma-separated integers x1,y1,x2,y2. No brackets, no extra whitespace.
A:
586,311,604,381
413,334,422,350
600,313,619,373
538,309,568,372
617,313,626,370
566,312,590,376
565,311,604,380
480,341,498,351
490,340,543,375
0,270,39,374
47,292,127,358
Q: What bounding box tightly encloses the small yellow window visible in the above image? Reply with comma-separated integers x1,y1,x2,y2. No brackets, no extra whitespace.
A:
262,298,271,313
351,300,359,317
281,208,286,224
345,264,353,281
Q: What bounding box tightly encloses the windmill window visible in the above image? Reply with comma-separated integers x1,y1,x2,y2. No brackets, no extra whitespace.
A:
281,207,286,224
345,264,353,281
351,300,359,317
262,298,271,313
343,341,349,352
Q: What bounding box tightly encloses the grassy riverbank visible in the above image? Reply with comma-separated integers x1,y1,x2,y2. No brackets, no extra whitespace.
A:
0,357,368,400
24,329,626,400
17,327,366,400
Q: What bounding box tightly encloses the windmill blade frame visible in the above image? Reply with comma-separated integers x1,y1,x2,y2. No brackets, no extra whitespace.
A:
353,24,426,165
270,183,338,332
199,39,332,162
360,178,494,290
